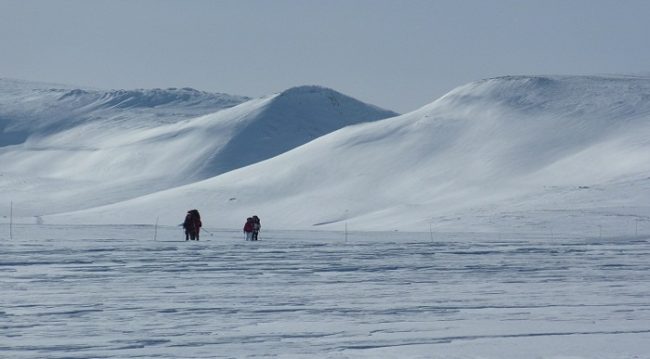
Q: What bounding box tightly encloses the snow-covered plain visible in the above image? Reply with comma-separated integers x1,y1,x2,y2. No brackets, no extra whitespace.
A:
1,224,649,358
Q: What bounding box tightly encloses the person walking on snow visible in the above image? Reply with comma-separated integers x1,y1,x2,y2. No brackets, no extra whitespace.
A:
183,209,202,241
252,215,261,241
243,217,254,241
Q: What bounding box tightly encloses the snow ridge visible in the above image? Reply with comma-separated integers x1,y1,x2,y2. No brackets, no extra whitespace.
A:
57,87,248,110
0,78,250,141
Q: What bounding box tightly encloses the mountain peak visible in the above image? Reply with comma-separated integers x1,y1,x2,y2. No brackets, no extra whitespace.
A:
278,85,338,96
269,85,398,118
191,85,399,178
432,74,650,118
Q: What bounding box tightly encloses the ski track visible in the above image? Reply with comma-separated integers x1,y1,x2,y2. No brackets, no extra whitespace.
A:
1,225,650,358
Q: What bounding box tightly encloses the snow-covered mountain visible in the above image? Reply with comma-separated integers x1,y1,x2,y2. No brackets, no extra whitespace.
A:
0,79,397,216
40,75,650,234
189,85,399,178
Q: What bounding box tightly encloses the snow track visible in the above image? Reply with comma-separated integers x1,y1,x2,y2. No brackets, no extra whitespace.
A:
1,225,649,358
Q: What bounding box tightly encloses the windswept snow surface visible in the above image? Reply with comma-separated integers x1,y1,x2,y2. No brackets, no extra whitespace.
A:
45,75,650,235
1,225,649,358
0,79,396,216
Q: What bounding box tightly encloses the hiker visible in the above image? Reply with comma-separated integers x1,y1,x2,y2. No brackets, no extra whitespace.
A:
183,209,202,241
252,215,261,241
243,217,254,241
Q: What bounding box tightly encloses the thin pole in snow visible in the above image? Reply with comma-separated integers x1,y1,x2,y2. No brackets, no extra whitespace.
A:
153,216,159,241
9,201,13,240
344,209,349,244
202,227,214,236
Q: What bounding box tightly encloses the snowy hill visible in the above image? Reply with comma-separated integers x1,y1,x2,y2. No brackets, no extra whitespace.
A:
43,75,650,234
191,85,399,178
0,79,397,216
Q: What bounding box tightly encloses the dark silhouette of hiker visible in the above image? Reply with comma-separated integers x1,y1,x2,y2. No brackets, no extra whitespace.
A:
243,217,254,241
183,209,202,240
252,215,261,240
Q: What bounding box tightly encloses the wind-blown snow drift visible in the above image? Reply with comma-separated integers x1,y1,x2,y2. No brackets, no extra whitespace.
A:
0,79,397,216
44,75,650,233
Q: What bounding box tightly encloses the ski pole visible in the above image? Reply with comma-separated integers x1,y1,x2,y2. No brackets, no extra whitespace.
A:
202,227,214,236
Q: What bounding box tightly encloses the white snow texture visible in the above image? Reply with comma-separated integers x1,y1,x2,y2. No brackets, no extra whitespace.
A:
2,226,650,359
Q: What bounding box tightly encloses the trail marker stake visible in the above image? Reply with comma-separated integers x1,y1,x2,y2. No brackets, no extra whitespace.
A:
153,216,159,241
9,201,13,240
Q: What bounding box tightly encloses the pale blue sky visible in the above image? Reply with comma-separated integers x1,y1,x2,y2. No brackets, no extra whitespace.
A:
1,0,649,112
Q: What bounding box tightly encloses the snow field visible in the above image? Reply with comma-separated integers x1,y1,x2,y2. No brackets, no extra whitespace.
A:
1,225,649,358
